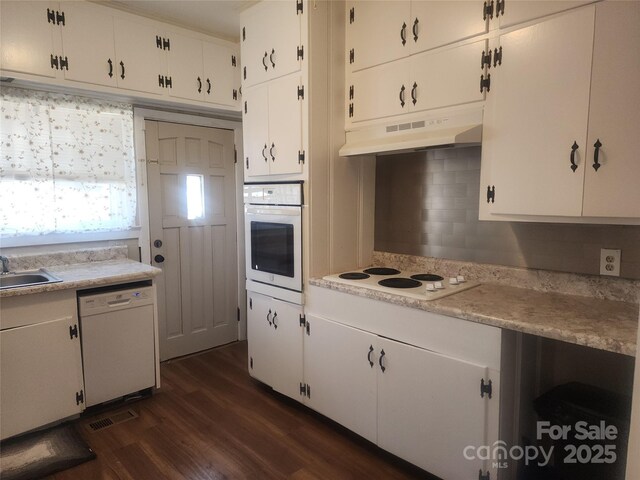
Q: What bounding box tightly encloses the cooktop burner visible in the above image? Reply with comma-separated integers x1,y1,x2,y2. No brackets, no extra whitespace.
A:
339,272,370,280
410,273,445,282
378,278,423,289
363,267,401,275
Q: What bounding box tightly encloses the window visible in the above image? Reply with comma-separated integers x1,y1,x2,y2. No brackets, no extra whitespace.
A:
0,87,137,239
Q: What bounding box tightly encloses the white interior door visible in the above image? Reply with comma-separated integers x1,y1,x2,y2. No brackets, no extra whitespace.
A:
582,2,640,218
377,337,489,480
146,120,238,361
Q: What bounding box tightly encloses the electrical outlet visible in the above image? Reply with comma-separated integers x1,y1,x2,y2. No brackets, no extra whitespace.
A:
600,248,621,277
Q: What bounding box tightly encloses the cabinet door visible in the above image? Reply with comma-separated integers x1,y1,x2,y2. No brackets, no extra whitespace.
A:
410,1,487,54
269,298,303,400
59,2,116,87
247,292,274,387
350,58,410,123
243,84,270,177
240,2,269,88
411,38,486,113
377,337,489,480
0,0,59,78
268,74,303,176
114,17,163,95
485,7,594,216
582,2,640,218
303,315,378,443
264,0,301,83
203,42,238,107
347,1,411,72
167,33,204,102
498,1,594,29
1,316,84,440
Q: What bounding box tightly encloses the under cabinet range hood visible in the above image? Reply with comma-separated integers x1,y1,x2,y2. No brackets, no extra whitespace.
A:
339,109,483,157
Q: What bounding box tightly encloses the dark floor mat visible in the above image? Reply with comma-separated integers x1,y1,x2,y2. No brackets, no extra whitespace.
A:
0,423,96,480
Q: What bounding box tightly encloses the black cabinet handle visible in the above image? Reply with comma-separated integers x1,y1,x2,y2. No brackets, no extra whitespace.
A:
120,61,125,80
206,78,211,94
262,52,268,71
154,254,165,263
593,139,602,171
108,59,113,78
267,309,272,326
400,22,407,46
570,141,579,172
399,85,406,107
270,48,276,68
269,143,275,161
272,312,278,329
367,345,374,367
262,144,268,162
197,76,202,93
412,18,419,42
379,349,386,372
411,82,417,106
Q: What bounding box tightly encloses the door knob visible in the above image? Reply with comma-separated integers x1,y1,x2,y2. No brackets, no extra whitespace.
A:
154,239,162,248
154,254,165,263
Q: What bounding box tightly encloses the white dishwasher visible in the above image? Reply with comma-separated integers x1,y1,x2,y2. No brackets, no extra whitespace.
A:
78,284,156,407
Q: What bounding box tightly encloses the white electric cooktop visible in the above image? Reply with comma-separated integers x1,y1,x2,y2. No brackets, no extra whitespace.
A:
323,267,479,301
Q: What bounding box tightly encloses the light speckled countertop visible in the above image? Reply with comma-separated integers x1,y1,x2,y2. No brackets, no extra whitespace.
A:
0,259,161,298
309,278,639,357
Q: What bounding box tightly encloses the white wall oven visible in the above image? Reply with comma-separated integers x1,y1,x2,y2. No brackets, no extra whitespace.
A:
244,182,303,293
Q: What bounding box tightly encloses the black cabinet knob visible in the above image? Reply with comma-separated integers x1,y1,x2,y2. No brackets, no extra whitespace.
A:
154,254,165,263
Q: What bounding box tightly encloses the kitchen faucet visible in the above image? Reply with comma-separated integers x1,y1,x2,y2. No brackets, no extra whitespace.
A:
0,255,10,274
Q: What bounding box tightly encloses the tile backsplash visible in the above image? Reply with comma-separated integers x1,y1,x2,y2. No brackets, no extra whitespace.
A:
375,146,640,280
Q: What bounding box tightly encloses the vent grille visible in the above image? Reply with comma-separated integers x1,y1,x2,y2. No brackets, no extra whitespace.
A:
385,120,427,134
87,409,138,431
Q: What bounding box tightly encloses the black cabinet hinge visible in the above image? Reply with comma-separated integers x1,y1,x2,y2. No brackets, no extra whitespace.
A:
231,55,237,67
246,157,249,169
296,0,303,15
496,0,505,17
493,46,503,67
483,0,494,20
47,8,56,23
349,48,354,64
158,74,164,87
237,306,240,321
297,85,304,99
156,35,162,49
165,76,172,88
481,379,493,399
51,54,59,70
479,470,491,480
305,320,310,335
59,56,69,70
480,73,491,93
249,298,253,309
233,89,238,100
348,103,354,118
244,101,247,114
299,382,310,397
158,75,172,88
481,50,492,69
486,185,495,203
298,150,305,165
76,390,84,405
242,27,246,41
250,357,253,369
297,45,304,61
349,7,355,24
163,37,171,51
69,324,78,339
299,314,306,327
349,85,354,100
243,66,247,80
234,147,237,164
56,10,65,26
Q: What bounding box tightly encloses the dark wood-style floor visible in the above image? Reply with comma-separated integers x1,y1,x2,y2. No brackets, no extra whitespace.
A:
51,341,433,479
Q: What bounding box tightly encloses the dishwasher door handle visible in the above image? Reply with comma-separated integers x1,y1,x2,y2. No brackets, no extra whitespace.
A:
107,299,132,307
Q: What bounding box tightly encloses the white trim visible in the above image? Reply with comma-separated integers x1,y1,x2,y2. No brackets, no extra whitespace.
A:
0,229,141,248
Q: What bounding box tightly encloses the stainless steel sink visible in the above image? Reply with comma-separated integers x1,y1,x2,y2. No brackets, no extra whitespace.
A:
0,270,62,290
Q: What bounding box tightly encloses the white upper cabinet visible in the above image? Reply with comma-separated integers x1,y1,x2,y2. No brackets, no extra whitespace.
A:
167,33,204,102
0,1,59,78
243,74,303,178
581,2,640,218
496,0,595,29
482,2,640,221
203,42,240,108
410,1,487,53
241,0,302,88
346,1,411,73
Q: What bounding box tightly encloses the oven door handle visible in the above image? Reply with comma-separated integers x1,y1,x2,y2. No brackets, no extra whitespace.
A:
245,207,301,216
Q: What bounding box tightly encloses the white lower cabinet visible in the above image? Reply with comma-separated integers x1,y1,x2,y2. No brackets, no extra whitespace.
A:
0,291,84,440
247,291,303,400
